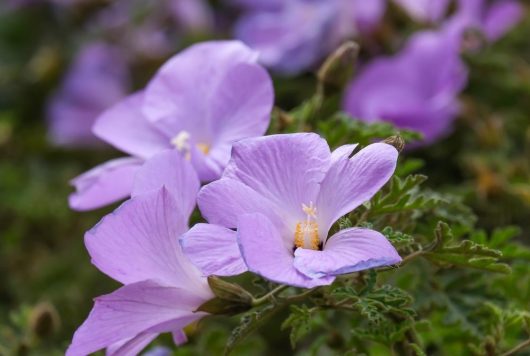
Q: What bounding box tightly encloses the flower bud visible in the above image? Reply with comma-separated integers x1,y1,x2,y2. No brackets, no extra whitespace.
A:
317,41,360,89
196,277,254,315
29,302,60,339
383,135,405,153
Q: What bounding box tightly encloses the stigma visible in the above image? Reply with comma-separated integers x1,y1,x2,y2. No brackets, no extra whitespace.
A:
294,202,320,250
171,131,192,160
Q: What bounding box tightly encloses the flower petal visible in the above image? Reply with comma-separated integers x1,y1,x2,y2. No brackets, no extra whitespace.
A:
483,0,523,41
180,223,246,277
132,150,199,219
209,62,273,144
143,40,258,138
198,178,282,230
237,213,334,288
107,332,158,356
93,92,170,159
317,143,397,234
85,188,208,295
294,228,401,279
66,280,206,356
69,157,143,211
330,144,358,163
223,133,331,225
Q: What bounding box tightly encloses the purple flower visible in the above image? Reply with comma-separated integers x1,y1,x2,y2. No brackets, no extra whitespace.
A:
67,150,213,355
69,40,273,211
393,0,451,23
181,133,401,288
234,0,386,74
445,0,523,42
47,42,130,147
343,29,468,143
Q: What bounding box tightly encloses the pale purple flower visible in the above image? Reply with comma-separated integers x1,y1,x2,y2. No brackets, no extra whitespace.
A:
69,40,273,211
445,0,523,42
393,0,451,23
181,133,401,288
343,29,468,143
234,0,386,74
47,42,130,147
67,150,213,355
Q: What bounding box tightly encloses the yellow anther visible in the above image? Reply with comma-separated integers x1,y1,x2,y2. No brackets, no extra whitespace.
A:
196,143,210,155
294,221,319,250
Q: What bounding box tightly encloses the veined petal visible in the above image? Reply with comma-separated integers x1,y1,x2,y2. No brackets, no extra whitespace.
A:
85,188,208,294
93,92,170,160
132,150,200,219
107,332,158,356
317,143,397,235
180,224,246,277
69,157,143,211
66,280,206,356
330,144,358,164
223,133,331,224
143,40,259,139
198,178,283,230
237,213,334,288
294,228,401,279
209,62,273,144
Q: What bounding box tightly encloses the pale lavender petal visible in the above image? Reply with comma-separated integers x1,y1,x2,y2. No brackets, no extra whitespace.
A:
209,62,273,144
352,0,386,32
93,92,170,159
85,188,209,295
197,178,283,230
180,224,246,277
343,28,467,143
237,213,335,288
172,330,188,346
169,0,213,33
317,143,398,234
330,144,358,163
69,157,143,211
132,150,199,219
47,42,130,147
223,133,331,226
483,1,523,41
234,1,336,74
394,0,451,22
66,280,206,356
294,228,401,279
107,332,158,356
189,144,225,182
143,40,259,138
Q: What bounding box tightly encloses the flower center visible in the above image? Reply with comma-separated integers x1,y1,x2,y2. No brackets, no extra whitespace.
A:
171,131,210,159
294,202,320,250
171,131,191,159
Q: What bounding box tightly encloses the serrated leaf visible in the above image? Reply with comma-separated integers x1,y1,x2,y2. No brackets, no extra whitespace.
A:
282,305,316,349
225,305,278,355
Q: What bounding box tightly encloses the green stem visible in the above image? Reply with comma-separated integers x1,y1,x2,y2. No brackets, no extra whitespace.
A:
251,285,288,306
501,338,530,356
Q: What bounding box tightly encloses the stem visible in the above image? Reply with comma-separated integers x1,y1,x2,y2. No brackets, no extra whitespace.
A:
501,338,530,356
251,285,288,306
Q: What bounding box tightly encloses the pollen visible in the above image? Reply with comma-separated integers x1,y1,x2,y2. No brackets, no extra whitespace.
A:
294,202,320,250
196,143,210,155
294,221,320,250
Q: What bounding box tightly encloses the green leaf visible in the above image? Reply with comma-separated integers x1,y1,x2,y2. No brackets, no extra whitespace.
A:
225,305,279,355
281,305,315,349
